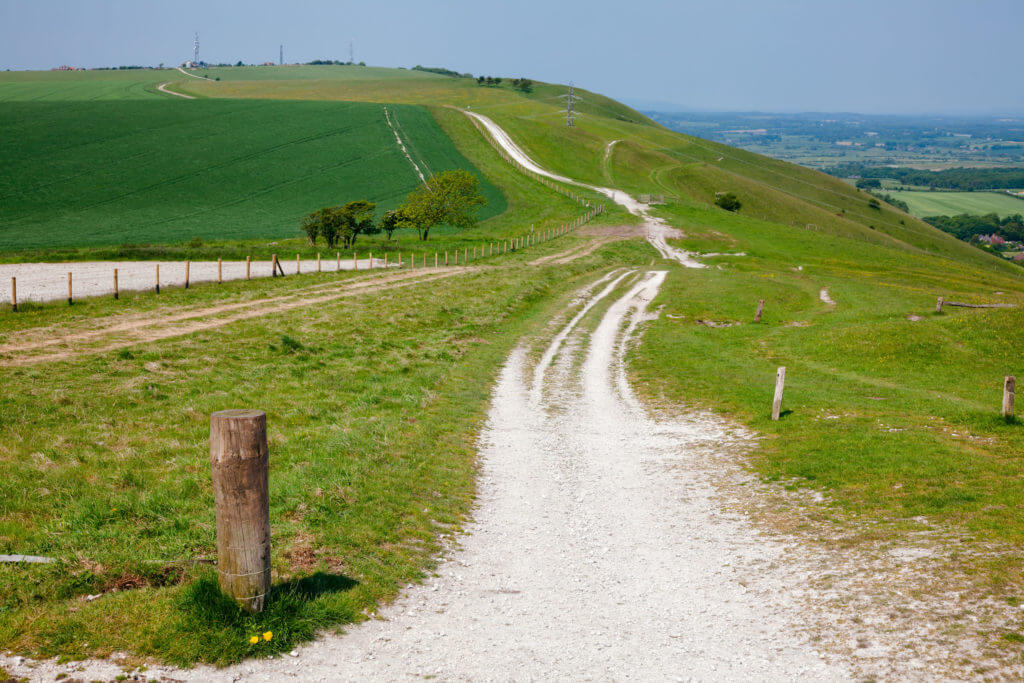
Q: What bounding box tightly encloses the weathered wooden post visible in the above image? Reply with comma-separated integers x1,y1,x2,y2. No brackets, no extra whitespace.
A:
1004,376,1016,418
68,272,73,305
353,251,357,270
317,253,322,272
296,254,300,274
936,297,944,313
772,367,786,421
246,256,251,280
155,264,160,294
398,252,402,267
113,268,119,300
384,252,388,269
435,252,438,268
336,252,341,270
271,254,278,278
209,409,271,613
445,251,449,266
754,299,765,323
218,259,223,284
185,261,191,288
10,277,16,312
369,252,373,269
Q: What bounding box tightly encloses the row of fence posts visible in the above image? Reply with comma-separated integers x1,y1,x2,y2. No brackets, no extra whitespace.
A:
754,298,1017,422
6,205,605,311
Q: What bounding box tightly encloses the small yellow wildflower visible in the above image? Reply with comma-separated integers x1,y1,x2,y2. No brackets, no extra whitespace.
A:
249,636,259,644
263,631,273,641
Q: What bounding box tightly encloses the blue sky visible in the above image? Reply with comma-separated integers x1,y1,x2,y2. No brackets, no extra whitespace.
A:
1,0,1021,114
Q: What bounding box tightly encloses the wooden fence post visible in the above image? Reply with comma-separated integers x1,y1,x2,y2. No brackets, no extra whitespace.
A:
772,367,786,421
155,264,159,295
246,256,251,280
113,268,119,300
369,252,373,269
209,409,271,613
353,251,357,270
68,272,73,305
755,299,765,323
296,254,300,274
1004,376,1016,418
384,252,388,269
336,252,341,270
11,277,16,312
185,261,191,288
435,252,438,268
218,259,222,284
271,254,277,278
318,253,322,272
936,297,944,313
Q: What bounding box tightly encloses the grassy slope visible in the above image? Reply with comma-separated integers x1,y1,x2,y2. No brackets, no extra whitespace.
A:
631,200,1024,603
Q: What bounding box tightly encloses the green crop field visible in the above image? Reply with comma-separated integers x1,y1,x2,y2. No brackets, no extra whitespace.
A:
0,69,167,101
887,189,1024,217
0,98,505,251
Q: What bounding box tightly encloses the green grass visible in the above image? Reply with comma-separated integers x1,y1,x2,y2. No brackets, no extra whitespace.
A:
0,98,505,252
630,199,1024,583
886,190,1024,218
0,240,649,665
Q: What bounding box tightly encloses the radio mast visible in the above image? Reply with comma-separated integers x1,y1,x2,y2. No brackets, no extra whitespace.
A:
349,40,354,64
193,32,200,66
279,44,283,66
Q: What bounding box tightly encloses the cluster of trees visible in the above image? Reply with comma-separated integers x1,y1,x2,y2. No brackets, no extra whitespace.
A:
834,163,1024,191
475,76,533,92
412,65,472,78
300,170,486,247
875,192,909,212
306,59,367,66
714,192,741,211
926,213,1024,244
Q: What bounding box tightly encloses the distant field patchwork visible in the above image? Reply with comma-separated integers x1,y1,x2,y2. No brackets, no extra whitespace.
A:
887,190,1024,218
0,99,505,250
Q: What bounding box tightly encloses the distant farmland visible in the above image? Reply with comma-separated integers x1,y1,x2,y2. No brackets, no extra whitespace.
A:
886,190,1024,218
0,98,505,250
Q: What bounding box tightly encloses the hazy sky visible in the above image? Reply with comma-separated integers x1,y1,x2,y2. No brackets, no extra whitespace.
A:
2,0,1021,114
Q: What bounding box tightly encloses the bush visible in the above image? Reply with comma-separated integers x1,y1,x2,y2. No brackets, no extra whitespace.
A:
715,192,741,212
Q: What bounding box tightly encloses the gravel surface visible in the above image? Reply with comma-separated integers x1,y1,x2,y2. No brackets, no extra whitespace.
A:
465,111,706,269
2,269,848,681
0,257,384,304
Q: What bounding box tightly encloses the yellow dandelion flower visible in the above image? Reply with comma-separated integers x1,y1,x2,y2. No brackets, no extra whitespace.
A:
249,636,259,644
263,631,273,641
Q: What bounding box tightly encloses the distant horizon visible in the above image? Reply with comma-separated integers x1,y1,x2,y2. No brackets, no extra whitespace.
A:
3,0,1022,116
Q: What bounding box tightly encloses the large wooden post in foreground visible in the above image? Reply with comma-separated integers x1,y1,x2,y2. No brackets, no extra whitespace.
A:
1004,376,1016,419
210,409,271,613
772,366,786,421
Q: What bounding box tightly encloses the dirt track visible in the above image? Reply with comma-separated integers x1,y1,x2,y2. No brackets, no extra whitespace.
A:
0,267,471,366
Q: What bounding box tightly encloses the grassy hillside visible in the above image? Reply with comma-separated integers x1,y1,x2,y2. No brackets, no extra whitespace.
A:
4,62,1024,669
0,98,505,251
